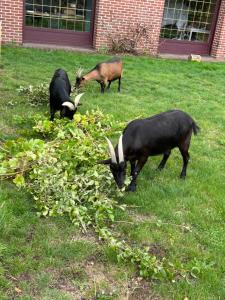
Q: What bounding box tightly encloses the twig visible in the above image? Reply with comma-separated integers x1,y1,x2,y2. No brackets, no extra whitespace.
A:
0,166,32,179
78,216,87,233
114,221,134,225
126,205,142,208
0,145,10,153
132,217,191,230
94,276,97,298
147,220,191,230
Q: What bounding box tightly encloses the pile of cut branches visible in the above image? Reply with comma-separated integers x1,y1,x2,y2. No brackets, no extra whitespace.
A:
0,110,194,281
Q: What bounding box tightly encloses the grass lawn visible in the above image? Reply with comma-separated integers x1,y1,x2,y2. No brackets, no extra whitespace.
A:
1,45,225,299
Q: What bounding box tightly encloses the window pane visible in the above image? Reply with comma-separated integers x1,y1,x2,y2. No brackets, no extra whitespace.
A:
26,15,33,26
51,18,59,29
52,0,59,6
160,0,217,43
34,0,42,4
75,21,83,31
43,5,50,14
59,19,67,30
42,17,50,28
67,20,75,30
34,4,42,13
25,0,93,31
34,16,42,27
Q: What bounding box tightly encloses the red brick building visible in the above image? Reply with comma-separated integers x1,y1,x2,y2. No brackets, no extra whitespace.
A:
0,1,225,58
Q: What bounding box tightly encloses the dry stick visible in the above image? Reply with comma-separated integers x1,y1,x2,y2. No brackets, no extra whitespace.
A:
114,221,134,225
0,145,10,153
126,205,141,208
115,214,191,230
78,215,87,233
0,165,33,179
119,217,191,230
93,276,97,299
0,171,23,178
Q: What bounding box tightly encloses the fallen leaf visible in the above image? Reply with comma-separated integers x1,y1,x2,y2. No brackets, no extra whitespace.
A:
15,287,22,294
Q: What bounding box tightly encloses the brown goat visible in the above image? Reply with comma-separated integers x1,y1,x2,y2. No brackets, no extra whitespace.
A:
75,57,123,93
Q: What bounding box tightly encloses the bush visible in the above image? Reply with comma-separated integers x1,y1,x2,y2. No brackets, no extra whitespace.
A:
108,23,152,55
17,83,49,107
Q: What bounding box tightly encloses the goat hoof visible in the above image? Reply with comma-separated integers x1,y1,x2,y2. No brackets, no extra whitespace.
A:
157,166,164,171
180,174,186,180
126,185,136,192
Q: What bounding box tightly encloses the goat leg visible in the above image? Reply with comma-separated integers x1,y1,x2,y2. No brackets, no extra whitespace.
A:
127,157,148,192
118,77,121,92
100,82,105,94
179,150,190,179
179,131,191,179
130,160,137,177
157,150,171,170
107,81,112,90
50,107,56,121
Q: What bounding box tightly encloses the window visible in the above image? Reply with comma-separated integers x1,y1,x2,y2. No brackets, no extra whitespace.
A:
25,0,93,32
160,0,217,42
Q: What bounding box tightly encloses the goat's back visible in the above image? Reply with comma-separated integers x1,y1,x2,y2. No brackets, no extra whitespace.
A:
49,69,71,105
123,110,198,156
97,58,122,80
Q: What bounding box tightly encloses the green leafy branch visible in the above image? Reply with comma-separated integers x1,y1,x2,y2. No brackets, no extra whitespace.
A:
0,110,203,282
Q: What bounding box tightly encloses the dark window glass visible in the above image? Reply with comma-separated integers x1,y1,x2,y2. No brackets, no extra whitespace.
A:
160,0,217,42
25,0,93,32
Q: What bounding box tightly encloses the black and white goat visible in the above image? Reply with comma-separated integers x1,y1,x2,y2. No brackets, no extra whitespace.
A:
99,110,200,192
49,68,84,121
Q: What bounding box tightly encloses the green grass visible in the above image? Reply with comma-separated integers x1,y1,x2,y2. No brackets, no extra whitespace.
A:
1,45,225,299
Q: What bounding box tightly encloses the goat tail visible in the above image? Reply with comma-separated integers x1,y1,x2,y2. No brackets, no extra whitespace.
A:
192,121,200,135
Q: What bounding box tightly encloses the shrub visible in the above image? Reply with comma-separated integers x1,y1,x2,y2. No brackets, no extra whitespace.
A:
108,23,153,55
17,83,49,107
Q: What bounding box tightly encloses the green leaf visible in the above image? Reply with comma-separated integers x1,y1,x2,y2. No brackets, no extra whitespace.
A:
13,174,25,187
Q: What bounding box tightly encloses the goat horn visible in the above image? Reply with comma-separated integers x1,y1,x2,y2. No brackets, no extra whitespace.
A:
118,135,124,163
76,68,83,77
105,137,117,164
74,93,84,107
62,101,75,111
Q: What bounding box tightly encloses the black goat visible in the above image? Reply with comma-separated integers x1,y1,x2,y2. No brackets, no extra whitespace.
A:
99,110,200,192
49,68,84,120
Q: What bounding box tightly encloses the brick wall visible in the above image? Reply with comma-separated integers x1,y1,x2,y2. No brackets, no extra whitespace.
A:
93,0,165,55
211,0,225,58
0,0,225,58
0,0,23,44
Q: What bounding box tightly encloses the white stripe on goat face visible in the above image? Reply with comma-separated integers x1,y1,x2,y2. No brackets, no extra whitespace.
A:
62,102,75,111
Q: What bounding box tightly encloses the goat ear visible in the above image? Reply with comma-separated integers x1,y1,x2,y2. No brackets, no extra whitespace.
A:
98,159,111,165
